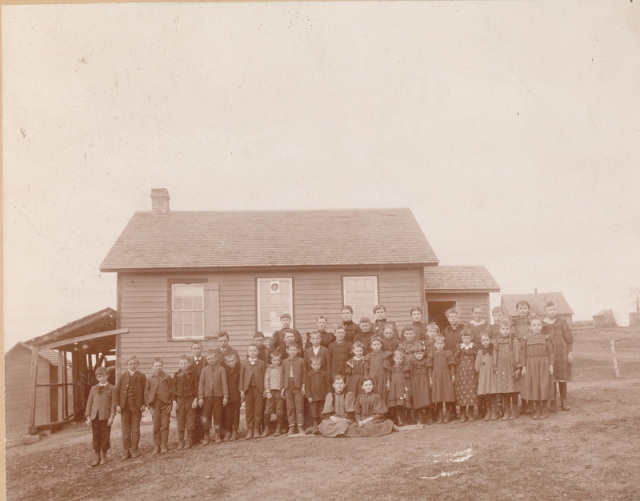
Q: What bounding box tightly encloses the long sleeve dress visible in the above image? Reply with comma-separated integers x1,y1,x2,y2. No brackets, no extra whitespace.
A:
427,350,456,403
328,341,353,381
364,351,392,401
513,315,532,344
494,336,521,394
318,391,356,437
347,392,394,437
475,345,497,396
521,333,555,401
455,344,479,406
385,360,411,408
409,357,431,409
345,357,365,397
468,320,490,344
542,318,574,382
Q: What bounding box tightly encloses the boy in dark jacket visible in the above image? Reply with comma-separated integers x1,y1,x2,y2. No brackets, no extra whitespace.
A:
305,357,331,434
172,355,198,449
115,355,146,460
145,358,173,454
240,345,267,439
85,366,117,466
198,351,229,444
282,344,306,435
222,353,241,441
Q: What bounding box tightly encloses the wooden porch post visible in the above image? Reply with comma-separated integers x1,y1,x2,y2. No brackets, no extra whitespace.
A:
58,350,65,422
29,346,40,434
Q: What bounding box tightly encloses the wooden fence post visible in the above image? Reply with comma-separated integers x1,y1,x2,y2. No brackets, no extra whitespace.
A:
29,346,40,434
610,339,621,379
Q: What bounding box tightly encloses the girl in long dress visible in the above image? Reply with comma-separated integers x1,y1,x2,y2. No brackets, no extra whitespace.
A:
364,337,392,401
409,347,432,424
427,337,456,424
542,301,574,411
318,375,356,438
475,333,498,421
347,378,394,437
521,316,555,420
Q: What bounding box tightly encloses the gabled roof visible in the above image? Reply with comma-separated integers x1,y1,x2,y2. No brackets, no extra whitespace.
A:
26,307,117,348
593,309,614,318
424,265,500,292
5,342,64,366
502,292,574,316
100,209,438,271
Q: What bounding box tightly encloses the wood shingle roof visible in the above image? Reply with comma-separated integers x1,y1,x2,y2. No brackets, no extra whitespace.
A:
100,208,438,271
424,265,500,292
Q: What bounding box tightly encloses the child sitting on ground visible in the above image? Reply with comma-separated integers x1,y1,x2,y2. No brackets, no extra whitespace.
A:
318,375,356,437
347,378,395,437
85,366,116,467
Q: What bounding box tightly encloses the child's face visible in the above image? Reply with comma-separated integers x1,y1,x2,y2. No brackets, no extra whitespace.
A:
404,330,416,342
335,329,346,342
371,340,382,352
517,304,529,317
284,332,295,345
152,362,163,375
225,356,237,368
310,334,321,347
126,359,139,372
414,351,425,360
383,328,394,340
427,327,438,340
333,378,345,393
447,313,459,326
281,316,291,328
254,336,264,347
499,325,511,338
270,356,282,367
481,336,491,348
178,359,189,371
247,346,259,359
393,353,404,365
374,308,385,320
191,344,203,358
359,321,371,333
435,339,445,351
545,305,557,318
362,380,374,393
96,373,109,384
317,318,326,331
412,310,422,322
287,346,299,358
311,361,321,372
341,310,352,322
472,309,483,321
206,354,218,365
462,334,472,346
530,319,542,334
218,336,229,349
353,347,365,358
492,311,504,323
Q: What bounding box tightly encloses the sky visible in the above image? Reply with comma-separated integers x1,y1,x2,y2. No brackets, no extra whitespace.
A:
3,1,640,350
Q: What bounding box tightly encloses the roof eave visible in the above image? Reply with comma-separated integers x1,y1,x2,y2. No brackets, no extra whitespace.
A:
425,288,501,294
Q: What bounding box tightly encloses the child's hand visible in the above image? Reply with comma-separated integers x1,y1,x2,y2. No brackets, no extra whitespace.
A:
386,381,390,391
116,406,122,413
568,352,573,364
429,377,433,388
266,392,272,399
549,365,554,376
150,407,155,417
301,386,305,397
521,367,526,376
280,389,285,399
166,404,172,414
107,416,114,426
308,397,313,404
240,391,245,400
141,405,146,412
223,396,228,406
192,399,198,409
330,416,339,423
358,420,365,427
198,398,204,408
451,375,455,384
85,416,91,426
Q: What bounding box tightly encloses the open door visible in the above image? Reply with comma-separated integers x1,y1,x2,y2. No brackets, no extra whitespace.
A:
427,301,457,332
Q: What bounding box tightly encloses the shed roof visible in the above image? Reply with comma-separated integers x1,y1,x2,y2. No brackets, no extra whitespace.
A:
502,292,574,316
592,309,614,318
100,209,438,271
424,265,500,292
5,342,64,366
26,307,117,348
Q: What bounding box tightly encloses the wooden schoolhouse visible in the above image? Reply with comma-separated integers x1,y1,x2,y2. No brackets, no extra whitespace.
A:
100,189,500,375
501,291,574,324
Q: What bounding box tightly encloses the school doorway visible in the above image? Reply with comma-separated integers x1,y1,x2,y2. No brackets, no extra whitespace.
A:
427,301,456,332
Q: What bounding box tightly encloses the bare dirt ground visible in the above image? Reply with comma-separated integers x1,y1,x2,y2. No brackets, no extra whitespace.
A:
6,326,640,501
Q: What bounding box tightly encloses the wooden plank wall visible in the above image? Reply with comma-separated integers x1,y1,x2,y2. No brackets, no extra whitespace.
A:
5,347,51,442
424,292,491,325
118,268,424,376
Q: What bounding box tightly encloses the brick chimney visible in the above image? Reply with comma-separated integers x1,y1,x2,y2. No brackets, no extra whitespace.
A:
151,189,170,214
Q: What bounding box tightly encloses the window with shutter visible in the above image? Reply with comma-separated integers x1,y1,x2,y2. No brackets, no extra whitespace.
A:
168,280,220,340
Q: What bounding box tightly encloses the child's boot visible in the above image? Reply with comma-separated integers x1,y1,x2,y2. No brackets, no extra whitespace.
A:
460,406,468,423
177,430,185,450
254,427,261,439
230,430,237,441
468,405,475,422
510,395,520,420
559,382,571,411
490,399,499,421
260,417,270,438
202,431,210,446
396,409,404,427
91,451,101,467
287,425,295,436
443,406,450,424
436,405,444,424
245,428,254,440
152,443,161,454
131,436,141,458
185,437,193,450
161,443,169,454
540,400,549,420
503,398,510,421
550,383,557,411
273,424,283,437
532,401,541,420
484,401,492,421
426,408,434,425
100,450,108,464
121,449,131,461
214,428,222,444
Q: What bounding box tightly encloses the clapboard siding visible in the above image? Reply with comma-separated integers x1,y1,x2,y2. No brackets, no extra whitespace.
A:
425,292,491,325
5,347,52,441
118,268,424,375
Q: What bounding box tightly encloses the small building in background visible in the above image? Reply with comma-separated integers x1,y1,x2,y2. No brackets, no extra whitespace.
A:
501,291,574,325
592,309,617,329
424,265,500,331
630,312,639,326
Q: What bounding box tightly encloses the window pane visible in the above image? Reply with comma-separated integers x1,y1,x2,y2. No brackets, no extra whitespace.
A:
183,296,193,310
193,296,203,310
173,297,182,310
172,311,183,326
173,324,183,338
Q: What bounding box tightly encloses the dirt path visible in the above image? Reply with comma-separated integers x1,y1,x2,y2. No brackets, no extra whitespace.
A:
6,377,640,501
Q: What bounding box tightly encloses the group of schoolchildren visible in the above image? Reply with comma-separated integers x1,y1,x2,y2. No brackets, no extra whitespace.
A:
85,301,574,466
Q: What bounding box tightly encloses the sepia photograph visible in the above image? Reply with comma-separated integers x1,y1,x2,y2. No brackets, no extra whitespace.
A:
3,1,640,500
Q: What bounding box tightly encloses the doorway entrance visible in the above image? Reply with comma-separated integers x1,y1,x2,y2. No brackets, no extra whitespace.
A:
427,301,457,332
